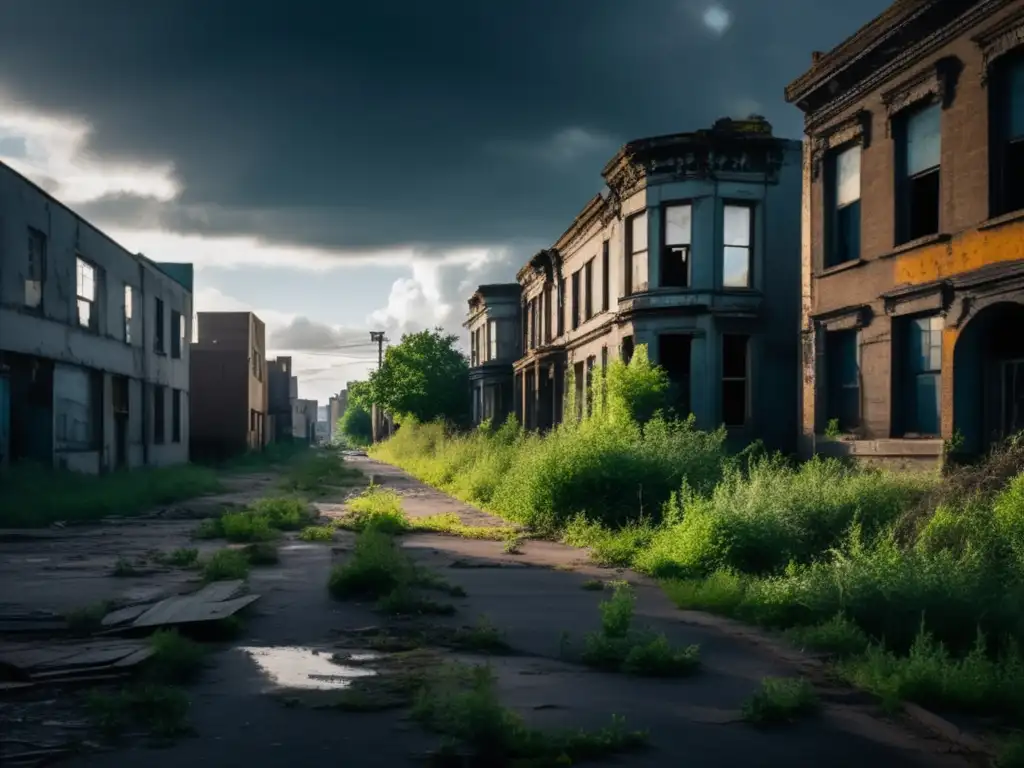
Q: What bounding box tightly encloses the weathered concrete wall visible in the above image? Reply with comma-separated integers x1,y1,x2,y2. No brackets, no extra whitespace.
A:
0,162,191,471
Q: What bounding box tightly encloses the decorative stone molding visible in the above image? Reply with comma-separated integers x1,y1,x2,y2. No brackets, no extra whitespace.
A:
974,7,1024,85
811,304,873,332
809,109,872,180
880,56,962,135
882,281,951,318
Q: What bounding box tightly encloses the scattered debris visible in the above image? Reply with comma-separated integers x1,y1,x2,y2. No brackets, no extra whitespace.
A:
102,580,258,632
0,639,153,688
0,608,69,636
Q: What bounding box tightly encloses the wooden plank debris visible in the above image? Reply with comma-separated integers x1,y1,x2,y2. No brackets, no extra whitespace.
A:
0,638,153,689
112,579,256,630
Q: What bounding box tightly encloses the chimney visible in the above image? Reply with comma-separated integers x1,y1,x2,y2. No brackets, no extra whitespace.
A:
812,51,825,65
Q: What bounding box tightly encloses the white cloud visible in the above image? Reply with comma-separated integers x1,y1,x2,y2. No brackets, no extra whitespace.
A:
0,94,179,203
701,4,733,36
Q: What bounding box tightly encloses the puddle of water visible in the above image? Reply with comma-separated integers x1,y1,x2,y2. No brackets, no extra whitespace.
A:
241,646,378,690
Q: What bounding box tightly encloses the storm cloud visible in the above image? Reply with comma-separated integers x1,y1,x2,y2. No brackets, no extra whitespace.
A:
0,0,886,256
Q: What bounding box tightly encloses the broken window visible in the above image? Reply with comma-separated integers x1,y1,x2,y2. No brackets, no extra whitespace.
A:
993,53,1024,216
621,335,634,365
26,228,45,310
897,103,941,244
625,211,647,295
721,334,749,426
171,311,183,358
571,270,581,330
825,330,860,431
584,259,594,321
662,204,691,288
76,257,97,330
722,204,753,288
124,284,133,344
172,389,182,443
659,334,692,417
825,144,862,266
155,298,166,353
601,240,610,312
153,385,166,445
900,315,942,436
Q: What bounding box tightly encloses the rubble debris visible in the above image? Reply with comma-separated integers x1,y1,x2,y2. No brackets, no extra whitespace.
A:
0,639,153,689
101,579,259,632
0,608,69,636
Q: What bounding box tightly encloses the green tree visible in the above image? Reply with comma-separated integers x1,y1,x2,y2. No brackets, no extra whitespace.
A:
336,380,373,446
605,344,669,426
367,328,470,424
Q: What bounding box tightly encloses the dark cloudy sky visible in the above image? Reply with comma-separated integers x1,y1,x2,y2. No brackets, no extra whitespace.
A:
0,0,888,403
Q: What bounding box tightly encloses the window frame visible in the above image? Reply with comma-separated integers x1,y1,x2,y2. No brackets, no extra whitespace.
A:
124,284,134,344
897,314,943,438
721,202,754,290
583,258,594,321
26,227,46,311
75,256,98,331
601,240,610,312
824,329,861,432
172,388,182,443
571,270,581,330
624,210,648,296
895,100,942,245
153,385,166,445
488,319,498,360
171,310,183,358
721,334,750,427
661,201,693,288
989,49,1024,217
154,298,166,354
824,143,863,267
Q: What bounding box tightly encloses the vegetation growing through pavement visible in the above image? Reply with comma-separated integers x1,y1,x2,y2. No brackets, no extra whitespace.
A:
370,342,1024,729
299,524,335,542
577,582,700,677
412,661,648,766
201,548,251,582
194,497,314,541
327,524,462,615
0,463,222,527
87,684,192,740
741,677,819,725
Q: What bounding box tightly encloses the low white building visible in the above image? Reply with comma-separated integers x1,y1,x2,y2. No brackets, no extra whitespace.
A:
0,161,193,473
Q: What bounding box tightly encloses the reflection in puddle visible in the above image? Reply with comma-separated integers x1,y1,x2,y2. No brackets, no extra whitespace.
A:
242,646,378,690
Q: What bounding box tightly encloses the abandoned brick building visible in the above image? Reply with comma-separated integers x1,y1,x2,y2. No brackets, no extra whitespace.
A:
788,0,1024,467
510,117,804,452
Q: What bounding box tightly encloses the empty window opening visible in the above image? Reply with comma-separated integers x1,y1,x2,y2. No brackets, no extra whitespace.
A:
722,334,749,426
898,103,941,244
662,204,692,288
26,228,46,310
658,334,692,417
825,330,860,432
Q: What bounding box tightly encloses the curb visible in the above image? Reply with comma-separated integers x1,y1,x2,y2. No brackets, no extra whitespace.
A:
671,608,997,761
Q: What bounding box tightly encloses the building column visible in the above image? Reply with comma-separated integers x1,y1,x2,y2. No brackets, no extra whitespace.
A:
690,334,710,431
647,204,662,291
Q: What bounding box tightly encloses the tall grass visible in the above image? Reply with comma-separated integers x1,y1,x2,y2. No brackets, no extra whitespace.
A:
0,463,222,527
370,343,1024,728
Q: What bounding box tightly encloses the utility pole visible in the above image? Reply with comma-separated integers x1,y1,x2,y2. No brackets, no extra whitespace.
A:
369,331,387,442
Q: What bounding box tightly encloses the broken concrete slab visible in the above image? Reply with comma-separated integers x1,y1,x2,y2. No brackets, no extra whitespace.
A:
102,580,258,632
0,638,153,688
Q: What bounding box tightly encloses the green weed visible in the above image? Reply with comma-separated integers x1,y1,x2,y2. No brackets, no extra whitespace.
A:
243,541,280,565
327,529,413,599
742,677,819,725
87,684,191,739
201,548,250,582
147,630,206,684
299,525,335,542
